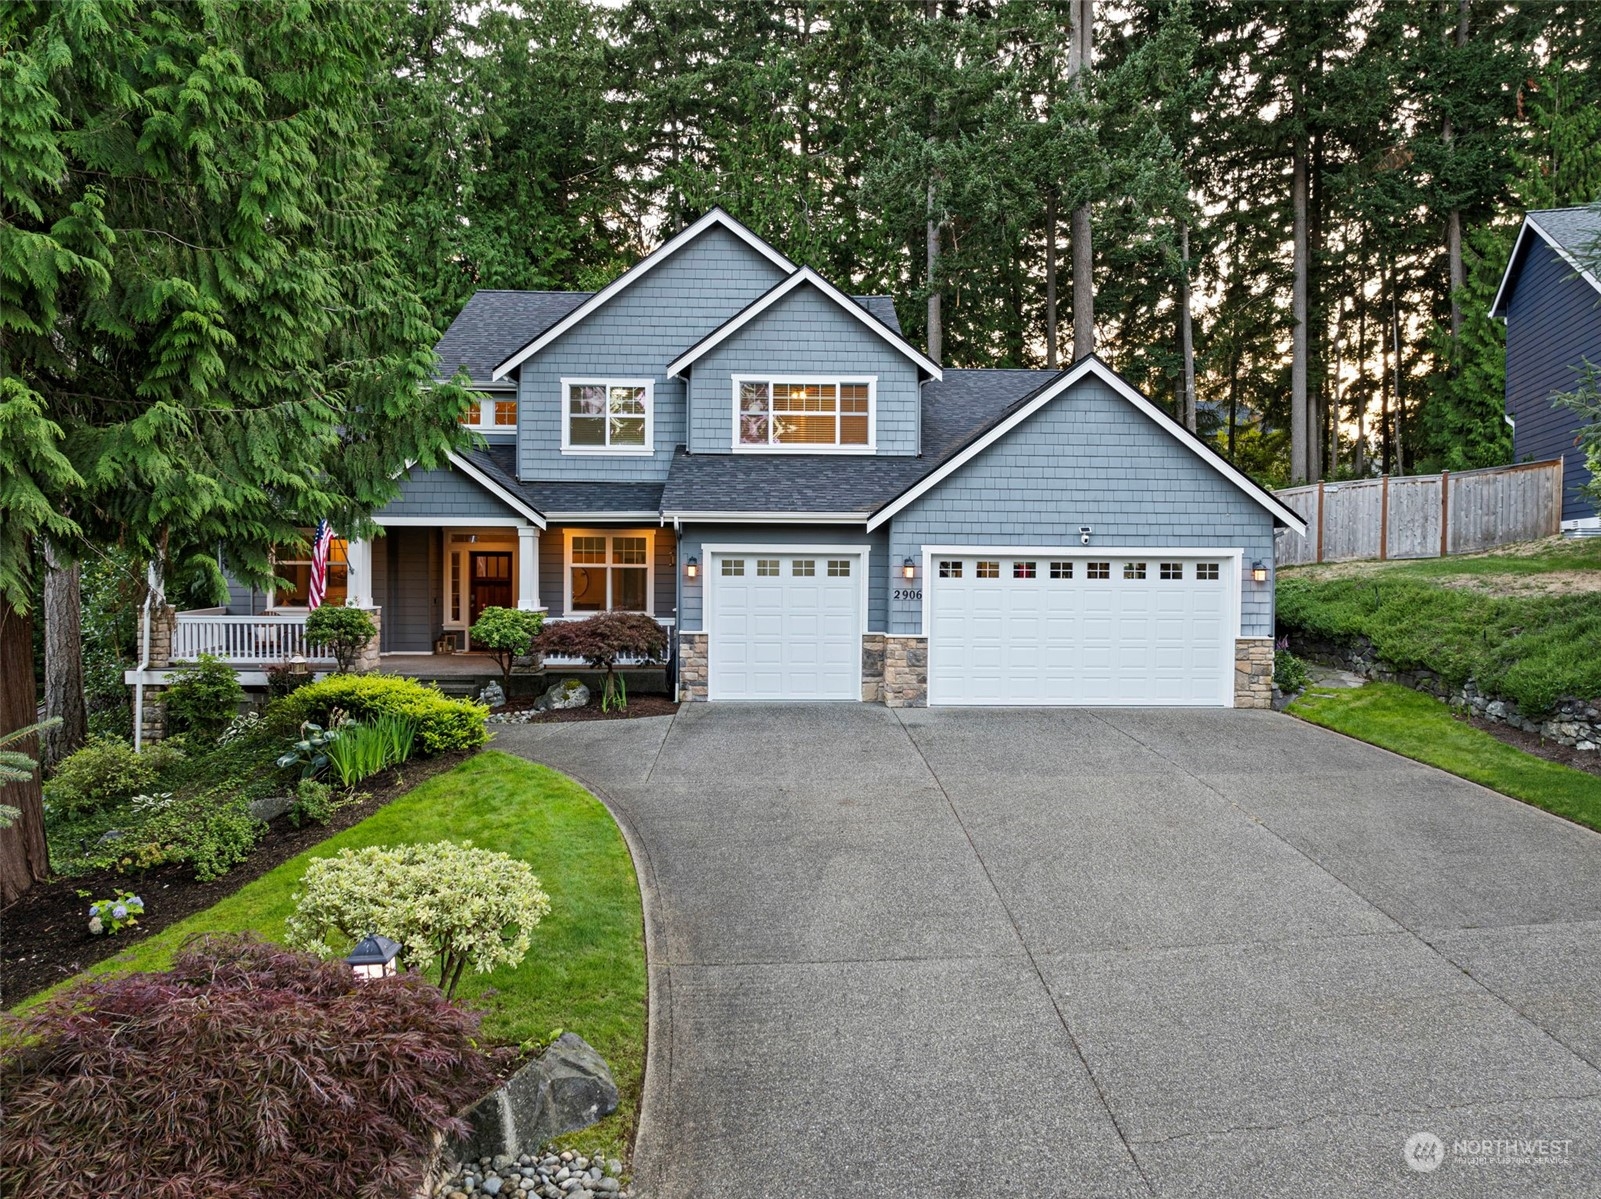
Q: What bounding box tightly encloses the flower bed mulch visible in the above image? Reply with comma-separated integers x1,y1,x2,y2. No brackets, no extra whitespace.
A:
1,750,473,1008
489,695,680,724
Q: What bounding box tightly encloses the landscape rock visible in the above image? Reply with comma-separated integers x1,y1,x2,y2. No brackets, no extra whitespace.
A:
453,1033,618,1164
543,679,590,711
247,792,295,822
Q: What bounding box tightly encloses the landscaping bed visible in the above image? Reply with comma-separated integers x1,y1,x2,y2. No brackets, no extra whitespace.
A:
489,694,679,724
1,751,469,1005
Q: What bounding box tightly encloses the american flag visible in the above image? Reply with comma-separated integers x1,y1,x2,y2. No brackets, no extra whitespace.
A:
307,520,335,610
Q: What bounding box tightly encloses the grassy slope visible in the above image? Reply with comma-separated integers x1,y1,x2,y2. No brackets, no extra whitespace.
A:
1276,537,1601,714
40,751,646,1158
1291,682,1601,834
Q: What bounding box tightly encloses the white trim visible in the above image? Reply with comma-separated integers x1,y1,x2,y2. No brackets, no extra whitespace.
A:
375,515,531,528
918,545,1245,708
702,543,870,702
491,209,797,379
660,510,868,523
560,377,656,456
443,451,547,527
543,511,663,522
1491,213,1601,319
728,374,878,453
562,527,658,617
865,358,1308,535
666,267,942,379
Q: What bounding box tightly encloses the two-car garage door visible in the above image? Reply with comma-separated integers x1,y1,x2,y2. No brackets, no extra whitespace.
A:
927,552,1236,706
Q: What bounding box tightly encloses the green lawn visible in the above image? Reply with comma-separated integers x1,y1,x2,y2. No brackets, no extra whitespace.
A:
43,751,647,1159
1291,682,1601,834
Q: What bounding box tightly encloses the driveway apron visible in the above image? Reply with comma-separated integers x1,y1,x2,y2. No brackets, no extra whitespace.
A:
495,704,1601,1198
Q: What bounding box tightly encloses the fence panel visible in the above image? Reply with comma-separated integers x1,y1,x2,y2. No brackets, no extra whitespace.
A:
1272,459,1562,566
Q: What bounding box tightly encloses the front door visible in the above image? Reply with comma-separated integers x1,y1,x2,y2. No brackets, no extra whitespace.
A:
468,552,513,627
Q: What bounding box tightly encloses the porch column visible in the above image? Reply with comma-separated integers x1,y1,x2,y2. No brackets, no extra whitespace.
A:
345,537,373,608
517,525,540,610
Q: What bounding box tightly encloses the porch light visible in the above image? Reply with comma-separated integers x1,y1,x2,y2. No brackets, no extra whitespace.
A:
288,654,310,679
1251,560,1268,584
902,557,916,580
345,933,402,981
685,556,699,580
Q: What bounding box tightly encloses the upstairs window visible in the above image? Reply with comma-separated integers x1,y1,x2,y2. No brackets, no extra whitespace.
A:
735,378,873,449
563,379,653,453
460,395,518,429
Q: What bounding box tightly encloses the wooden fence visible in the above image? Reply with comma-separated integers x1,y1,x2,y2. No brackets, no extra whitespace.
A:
1274,459,1563,566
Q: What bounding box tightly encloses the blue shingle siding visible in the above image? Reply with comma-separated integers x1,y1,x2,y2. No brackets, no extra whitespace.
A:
377,528,441,651
885,376,1278,637
377,463,525,522
685,283,922,455
514,225,789,482
676,523,889,632
224,576,266,615
1505,238,1601,521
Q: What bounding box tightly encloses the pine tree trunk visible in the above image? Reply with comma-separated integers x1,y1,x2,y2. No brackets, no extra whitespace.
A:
1,595,50,905
1178,219,1196,431
926,179,942,364
1446,0,1470,338
43,540,87,767
1069,0,1095,361
1291,142,1310,483
1391,271,1406,472
1045,189,1059,369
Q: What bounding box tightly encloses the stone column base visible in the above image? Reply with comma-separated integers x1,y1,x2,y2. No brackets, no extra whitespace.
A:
1235,638,1274,708
139,686,167,744
861,634,885,702
354,606,382,673
883,636,928,708
678,631,708,701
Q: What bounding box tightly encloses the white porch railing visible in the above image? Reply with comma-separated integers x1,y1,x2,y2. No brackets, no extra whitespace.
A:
173,612,331,664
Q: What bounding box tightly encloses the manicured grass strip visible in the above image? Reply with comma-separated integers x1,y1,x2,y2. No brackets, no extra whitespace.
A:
32,751,646,1159
1290,683,1601,834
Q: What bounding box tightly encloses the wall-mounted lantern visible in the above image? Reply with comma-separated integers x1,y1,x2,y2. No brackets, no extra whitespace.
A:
685,556,699,580
902,557,916,581
1251,560,1268,584
345,933,402,981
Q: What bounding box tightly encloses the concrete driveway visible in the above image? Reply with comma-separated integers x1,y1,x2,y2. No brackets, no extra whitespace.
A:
495,705,1601,1198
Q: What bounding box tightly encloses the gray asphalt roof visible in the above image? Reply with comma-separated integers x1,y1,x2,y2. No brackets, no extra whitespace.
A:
434,290,902,382
1530,206,1601,265
467,445,665,515
659,369,1058,515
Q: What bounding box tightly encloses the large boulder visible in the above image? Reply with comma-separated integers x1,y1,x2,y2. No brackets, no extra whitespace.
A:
453,1033,618,1163
540,679,589,711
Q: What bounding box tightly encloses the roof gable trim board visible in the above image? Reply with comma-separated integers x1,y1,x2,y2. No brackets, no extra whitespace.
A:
1491,213,1601,319
666,267,942,380
490,209,797,380
864,357,1308,535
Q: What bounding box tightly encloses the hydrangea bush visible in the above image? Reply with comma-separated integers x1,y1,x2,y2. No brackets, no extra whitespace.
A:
286,840,551,997
86,890,144,935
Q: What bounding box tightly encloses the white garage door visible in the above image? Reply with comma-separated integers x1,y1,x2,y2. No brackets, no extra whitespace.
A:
927,553,1235,706
709,551,863,700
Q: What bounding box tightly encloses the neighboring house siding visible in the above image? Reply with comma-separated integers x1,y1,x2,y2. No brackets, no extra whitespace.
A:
515,226,789,482
1505,238,1601,520
377,528,440,652
539,526,677,621
377,463,524,522
685,284,922,455
884,376,1280,637
676,523,890,633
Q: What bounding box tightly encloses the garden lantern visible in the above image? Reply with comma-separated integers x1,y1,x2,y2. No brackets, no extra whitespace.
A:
902,557,916,580
685,556,698,580
1251,560,1268,584
345,933,402,980
288,653,310,679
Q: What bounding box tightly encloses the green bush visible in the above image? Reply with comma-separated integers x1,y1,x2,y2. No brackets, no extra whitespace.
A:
269,674,487,756
1274,650,1310,694
164,654,245,740
304,605,378,673
285,840,550,998
45,737,178,817
469,606,545,690
119,790,264,881
290,778,336,827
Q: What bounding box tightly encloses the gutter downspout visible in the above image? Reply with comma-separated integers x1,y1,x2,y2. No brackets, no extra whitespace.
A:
132,562,156,752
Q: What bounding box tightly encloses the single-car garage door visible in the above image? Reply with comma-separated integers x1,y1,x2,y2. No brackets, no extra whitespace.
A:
709,551,863,700
927,552,1236,706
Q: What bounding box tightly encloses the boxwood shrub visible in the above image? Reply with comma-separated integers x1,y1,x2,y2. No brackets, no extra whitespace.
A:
268,674,488,755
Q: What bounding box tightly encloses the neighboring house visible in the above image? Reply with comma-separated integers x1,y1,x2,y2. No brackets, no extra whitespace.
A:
166,208,1305,709
1491,205,1601,530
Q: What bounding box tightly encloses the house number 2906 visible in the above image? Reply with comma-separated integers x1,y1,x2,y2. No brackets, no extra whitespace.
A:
893,587,922,601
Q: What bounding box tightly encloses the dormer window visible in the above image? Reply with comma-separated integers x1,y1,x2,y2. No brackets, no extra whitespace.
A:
460,394,517,429
734,376,875,451
562,378,654,454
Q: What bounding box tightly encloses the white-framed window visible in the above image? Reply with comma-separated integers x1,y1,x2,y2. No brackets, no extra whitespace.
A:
732,376,875,451
270,530,348,609
564,529,653,613
561,378,654,454
459,392,518,430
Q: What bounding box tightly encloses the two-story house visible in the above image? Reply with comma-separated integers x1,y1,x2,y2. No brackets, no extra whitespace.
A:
183,209,1305,709
1491,205,1601,531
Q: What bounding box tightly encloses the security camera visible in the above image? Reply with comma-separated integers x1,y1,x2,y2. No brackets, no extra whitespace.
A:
1079,526,1093,546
